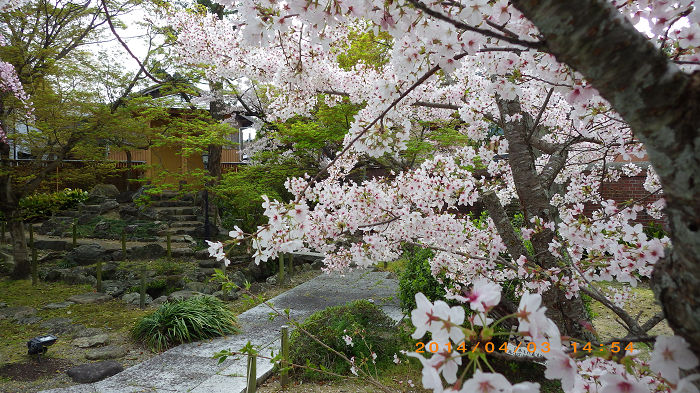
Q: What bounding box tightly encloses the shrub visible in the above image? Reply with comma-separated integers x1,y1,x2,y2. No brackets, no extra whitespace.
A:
289,300,401,379
132,296,239,352
19,188,88,221
398,246,447,313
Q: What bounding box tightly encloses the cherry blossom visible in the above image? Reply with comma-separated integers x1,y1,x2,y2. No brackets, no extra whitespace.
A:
650,336,699,383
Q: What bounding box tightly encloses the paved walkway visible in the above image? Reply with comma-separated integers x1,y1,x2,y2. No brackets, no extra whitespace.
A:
41,269,401,393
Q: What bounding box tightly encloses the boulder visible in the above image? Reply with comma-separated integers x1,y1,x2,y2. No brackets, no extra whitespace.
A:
34,240,69,251
99,199,120,214
129,244,165,260
118,205,139,221
40,317,76,335
66,361,123,383
72,333,110,348
44,268,70,282
85,345,127,360
151,296,168,306
94,220,111,233
167,290,203,302
39,251,65,262
38,217,72,236
102,280,129,298
229,270,247,289
62,271,97,286
198,258,223,268
137,207,158,221
67,292,112,304
0,306,37,322
65,244,108,265
121,292,152,306
90,184,119,199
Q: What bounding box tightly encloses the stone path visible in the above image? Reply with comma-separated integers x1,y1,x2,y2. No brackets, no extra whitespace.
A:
40,269,402,393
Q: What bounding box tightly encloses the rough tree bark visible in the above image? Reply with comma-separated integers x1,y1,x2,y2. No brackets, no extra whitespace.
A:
511,0,700,351
488,97,594,341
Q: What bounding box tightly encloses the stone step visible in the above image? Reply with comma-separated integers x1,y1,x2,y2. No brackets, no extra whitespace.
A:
169,221,202,228
80,204,103,213
151,191,195,202
169,214,198,221
151,200,195,208
163,228,198,236
153,206,195,216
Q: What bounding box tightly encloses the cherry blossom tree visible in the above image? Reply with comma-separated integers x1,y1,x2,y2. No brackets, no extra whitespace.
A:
168,0,700,391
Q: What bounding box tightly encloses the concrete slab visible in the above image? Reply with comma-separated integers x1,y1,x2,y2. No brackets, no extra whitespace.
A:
40,269,400,393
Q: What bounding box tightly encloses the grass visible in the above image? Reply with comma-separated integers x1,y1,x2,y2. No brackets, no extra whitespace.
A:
0,278,151,364
132,296,239,352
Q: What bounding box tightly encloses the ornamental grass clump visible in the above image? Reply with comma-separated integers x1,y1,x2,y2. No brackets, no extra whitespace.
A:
132,296,239,352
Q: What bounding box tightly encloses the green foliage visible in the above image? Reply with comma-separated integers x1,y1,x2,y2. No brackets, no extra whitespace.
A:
132,295,239,352
643,221,667,239
398,246,448,313
336,24,392,70
289,300,401,379
216,102,357,232
18,188,88,221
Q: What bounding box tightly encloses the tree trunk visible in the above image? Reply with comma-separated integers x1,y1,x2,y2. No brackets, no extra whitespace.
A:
494,97,594,341
9,209,28,278
512,0,700,352
125,149,133,192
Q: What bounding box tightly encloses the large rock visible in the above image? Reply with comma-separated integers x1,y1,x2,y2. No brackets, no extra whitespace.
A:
85,345,127,360
43,301,75,309
68,292,112,304
0,306,36,322
184,281,216,295
38,217,72,236
102,280,129,297
129,244,165,260
230,270,247,288
34,239,69,251
65,244,108,265
66,361,123,383
99,199,120,214
121,292,152,306
167,290,203,302
72,333,110,348
40,317,77,335
90,184,119,199
118,204,138,221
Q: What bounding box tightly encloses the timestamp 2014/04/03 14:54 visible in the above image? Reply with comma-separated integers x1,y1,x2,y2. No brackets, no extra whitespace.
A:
415,341,636,355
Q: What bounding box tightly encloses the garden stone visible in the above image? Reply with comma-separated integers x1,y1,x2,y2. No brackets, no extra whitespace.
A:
247,261,265,280
68,292,112,304
17,315,43,324
213,289,239,301
129,244,165,259
119,205,138,220
137,207,158,221
122,292,152,306
39,217,71,236
167,290,203,302
72,333,110,348
65,244,108,265
265,276,278,285
72,327,103,339
43,301,75,309
44,268,69,282
99,199,120,214
34,240,69,251
152,296,168,306
77,211,97,225
62,271,97,286
230,270,247,288
0,306,37,322
198,258,222,268
66,360,123,383
311,260,323,269
0,302,6,308
194,249,210,260
195,267,216,281
103,280,129,297
40,317,75,335
116,191,134,204
85,345,127,360
40,251,65,262
90,184,120,199
302,263,313,272
94,221,111,232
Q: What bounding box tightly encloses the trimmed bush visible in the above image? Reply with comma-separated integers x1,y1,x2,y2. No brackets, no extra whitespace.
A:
19,188,88,221
289,300,401,379
398,246,447,313
132,296,239,352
